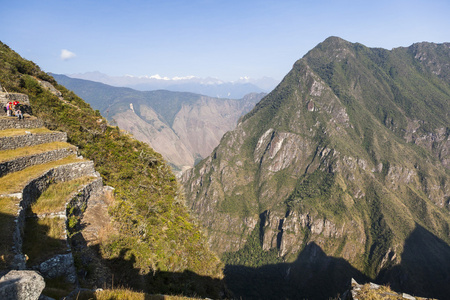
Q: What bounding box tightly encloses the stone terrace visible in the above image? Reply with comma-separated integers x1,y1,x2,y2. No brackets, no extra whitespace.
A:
0,110,107,298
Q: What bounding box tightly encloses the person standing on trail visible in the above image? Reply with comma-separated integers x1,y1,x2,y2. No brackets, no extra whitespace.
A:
6,102,11,116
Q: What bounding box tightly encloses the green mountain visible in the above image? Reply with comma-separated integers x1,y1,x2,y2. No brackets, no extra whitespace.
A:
52,74,264,172
0,41,225,298
181,37,450,299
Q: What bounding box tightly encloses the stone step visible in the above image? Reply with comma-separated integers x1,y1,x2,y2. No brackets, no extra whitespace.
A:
0,145,78,178
0,117,44,130
0,130,67,151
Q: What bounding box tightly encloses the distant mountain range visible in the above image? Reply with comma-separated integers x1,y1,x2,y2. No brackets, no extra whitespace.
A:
52,74,265,172
63,71,279,99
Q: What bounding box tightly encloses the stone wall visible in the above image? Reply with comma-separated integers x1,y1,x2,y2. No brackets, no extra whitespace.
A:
0,92,30,106
67,176,103,212
0,131,67,151
34,176,103,283
0,146,78,177
12,161,97,269
0,118,44,130
37,254,77,284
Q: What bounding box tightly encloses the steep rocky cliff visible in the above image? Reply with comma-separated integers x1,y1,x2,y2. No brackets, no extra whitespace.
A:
182,37,450,299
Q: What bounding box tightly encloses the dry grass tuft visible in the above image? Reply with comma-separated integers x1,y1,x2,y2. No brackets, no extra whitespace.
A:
73,287,205,300
102,187,115,206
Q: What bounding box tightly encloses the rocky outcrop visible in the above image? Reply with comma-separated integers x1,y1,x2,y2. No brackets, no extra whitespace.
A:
341,278,433,300
404,120,449,169
0,270,45,300
36,79,62,98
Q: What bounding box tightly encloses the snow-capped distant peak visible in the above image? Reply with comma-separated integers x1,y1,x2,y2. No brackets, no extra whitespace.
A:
172,75,197,81
149,74,170,80
64,71,280,95
124,74,199,81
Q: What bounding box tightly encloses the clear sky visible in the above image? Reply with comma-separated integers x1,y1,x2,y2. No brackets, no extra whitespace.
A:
1,0,449,81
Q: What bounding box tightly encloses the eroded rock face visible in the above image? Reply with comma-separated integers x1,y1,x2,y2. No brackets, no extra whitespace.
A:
115,108,195,171
0,270,45,300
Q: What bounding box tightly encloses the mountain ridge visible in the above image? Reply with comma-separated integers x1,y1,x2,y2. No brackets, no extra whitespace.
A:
63,71,278,99
181,37,450,299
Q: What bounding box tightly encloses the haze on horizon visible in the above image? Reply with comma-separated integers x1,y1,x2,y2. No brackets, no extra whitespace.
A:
1,0,449,82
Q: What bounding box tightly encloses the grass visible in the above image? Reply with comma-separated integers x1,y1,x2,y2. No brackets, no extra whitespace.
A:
0,141,74,162
0,127,52,137
0,155,85,195
23,176,96,264
22,216,67,265
31,176,95,215
0,196,20,269
73,288,205,300
42,276,76,300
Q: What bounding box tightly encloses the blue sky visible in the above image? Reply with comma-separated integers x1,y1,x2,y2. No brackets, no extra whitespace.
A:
1,0,449,81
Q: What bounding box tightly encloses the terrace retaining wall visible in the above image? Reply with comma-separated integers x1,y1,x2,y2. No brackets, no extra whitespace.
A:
0,131,67,151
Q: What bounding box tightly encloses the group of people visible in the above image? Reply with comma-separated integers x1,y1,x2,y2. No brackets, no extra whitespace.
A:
5,101,23,120
4,101,23,120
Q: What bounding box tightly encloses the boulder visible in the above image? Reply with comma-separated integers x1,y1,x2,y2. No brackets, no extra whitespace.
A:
0,270,45,300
